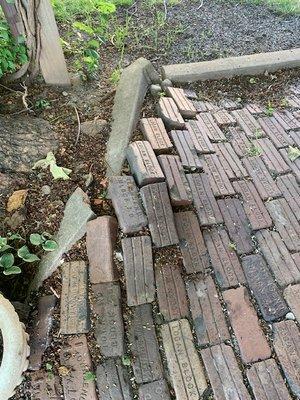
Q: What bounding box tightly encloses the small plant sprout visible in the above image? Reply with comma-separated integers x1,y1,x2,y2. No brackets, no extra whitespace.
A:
121,355,131,366
33,152,72,180
228,242,237,251
266,101,274,116
247,142,262,157
254,128,263,139
249,77,257,84
109,67,122,85
35,99,51,110
84,371,96,382
288,146,300,161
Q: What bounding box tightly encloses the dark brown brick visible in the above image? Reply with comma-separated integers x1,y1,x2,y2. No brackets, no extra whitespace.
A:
232,108,262,138
129,304,163,384
203,227,246,289
228,126,252,157
273,320,300,397
122,236,155,306
170,130,203,170
233,180,272,230
212,109,236,126
196,113,226,141
174,211,209,274
86,216,119,283
243,156,281,200
253,138,291,174
157,97,185,129
279,147,300,182
193,100,219,112
258,116,294,148
187,276,230,346
273,110,300,131
165,87,197,118
156,264,189,321
284,284,300,323
201,344,251,400
60,261,90,335
223,287,271,363
242,254,288,321
186,173,223,226
247,359,293,400
245,103,266,115
60,335,97,400
96,358,132,400
213,142,248,180
29,371,61,400
140,182,179,248
29,295,56,370
186,120,215,154
126,141,165,187
139,380,171,400
202,154,235,196
158,155,192,206
162,319,208,399
140,118,173,153
256,230,300,287
218,198,254,255
266,198,300,252
92,283,124,357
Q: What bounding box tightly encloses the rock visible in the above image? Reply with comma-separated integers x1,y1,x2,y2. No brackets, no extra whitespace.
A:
30,187,95,291
0,173,13,196
70,72,82,87
41,185,51,195
150,84,162,97
161,79,173,90
81,119,108,137
286,312,295,320
4,211,25,230
0,116,58,173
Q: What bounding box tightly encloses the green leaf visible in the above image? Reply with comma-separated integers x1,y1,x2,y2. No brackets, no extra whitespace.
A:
0,253,14,269
22,253,40,263
121,355,131,366
33,151,56,170
83,371,96,382
17,245,30,259
30,233,44,246
288,146,300,162
87,39,100,49
0,244,12,253
50,164,72,180
73,22,94,35
42,240,58,252
3,266,21,275
8,233,24,241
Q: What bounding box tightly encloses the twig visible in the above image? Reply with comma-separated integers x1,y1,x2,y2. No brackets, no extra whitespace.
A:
163,0,168,18
74,106,81,145
20,82,29,110
197,0,204,10
50,286,60,299
0,83,24,95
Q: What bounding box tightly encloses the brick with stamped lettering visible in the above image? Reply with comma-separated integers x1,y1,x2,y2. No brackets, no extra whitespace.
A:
170,130,203,170
245,103,266,115
157,97,185,129
231,108,263,138
279,147,300,183
213,142,248,180
193,100,219,112
140,118,173,153
212,109,236,126
273,110,300,130
126,141,165,187
29,371,61,400
196,112,226,141
202,153,235,196
228,126,252,158
252,138,291,174
186,120,215,154
165,86,197,118
284,284,300,323
258,116,293,149
139,379,171,400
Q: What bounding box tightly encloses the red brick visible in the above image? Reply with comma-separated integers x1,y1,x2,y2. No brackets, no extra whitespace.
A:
155,264,189,321
219,98,241,110
273,320,300,397
187,276,230,346
252,138,291,174
139,380,171,400
170,130,203,170
279,147,300,183
273,110,300,130
213,142,248,180
286,94,300,108
245,103,266,115
202,153,235,196
165,87,197,118
223,287,271,363
96,359,132,399
186,120,215,154
193,100,219,112
291,130,300,147
212,109,236,126
231,108,262,138
228,126,252,158
140,118,173,153
201,344,251,400
203,227,246,289
29,371,61,399
196,113,226,141
284,284,300,323
86,216,118,283
258,116,294,148
157,97,185,129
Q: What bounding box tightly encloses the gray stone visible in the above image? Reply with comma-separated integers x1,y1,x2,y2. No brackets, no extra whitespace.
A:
30,187,95,291
41,185,51,195
0,115,58,173
161,78,173,90
81,119,108,137
4,211,25,230
105,58,160,176
150,84,162,97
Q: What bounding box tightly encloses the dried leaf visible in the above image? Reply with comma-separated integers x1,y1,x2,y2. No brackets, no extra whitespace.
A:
58,366,70,376
100,178,108,188
7,189,28,212
93,198,104,206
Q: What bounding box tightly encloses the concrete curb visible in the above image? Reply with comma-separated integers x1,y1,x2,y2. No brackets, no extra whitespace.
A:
162,48,300,83
105,58,161,177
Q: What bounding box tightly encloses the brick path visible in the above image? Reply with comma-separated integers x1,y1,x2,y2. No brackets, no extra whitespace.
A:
27,83,300,399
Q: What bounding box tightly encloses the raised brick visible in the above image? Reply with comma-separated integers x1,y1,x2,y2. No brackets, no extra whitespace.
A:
203,227,246,289
140,118,173,153
196,113,226,141
86,216,119,283
158,155,192,206
126,141,165,187
156,263,189,321
266,198,300,252
242,254,288,321
140,182,178,247
245,103,266,115
157,97,185,129
174,211,209,274
273,320,300,397
29,295,56,370
247,359,293,400
60,335,97,400
187,276,230,346
233,180,272,230
186,120,215,154
212,109,236,126
201,344,251,400
218,198,254,255
256,230,300,286
202,154,235,196
232,108,262,138
29,371,61,400
284,284,300,323
243,156,281,200
186,173,223,226
193,100,219,112
139,380,171,400
279,147,300,182
60,261,90,334
96,358,132,400
183,88,198,100
258,116,293,148
273,110,300,131
162,319,207,399
92,283,124,357
253,138,291,174
223,287,271,363
165,87,197,118
228,126,252,157
129,304,163,384
122,236,155,306
170,130,203,170
213,142,248,180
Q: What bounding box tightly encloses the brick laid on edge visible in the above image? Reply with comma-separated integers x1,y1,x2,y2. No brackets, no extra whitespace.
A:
231,108,262,138
170,129,203,170
202,153,235,196
228,126,252,158
223,286,271,363
284,284,300,323
258,116,294,149
140,117,173,153
253,137,291,174
213,142,248,180
162,319,208,399
196,113,226,141
276,174,300,221
157,97,185,129
165,86,197,118
139,379,171,400
186,120,215,154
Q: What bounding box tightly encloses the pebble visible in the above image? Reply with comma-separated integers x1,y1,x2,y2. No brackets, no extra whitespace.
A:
161,79,173,90
41,185,51,195
150,84,162,97
286,312,295,320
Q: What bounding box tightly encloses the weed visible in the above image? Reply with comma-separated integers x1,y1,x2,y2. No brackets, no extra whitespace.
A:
33,152,72,180
84,371,96,382
266,101,274,116
228,242,237,251
35,99,51,110
247,142,262,157
288,145,300,161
